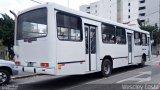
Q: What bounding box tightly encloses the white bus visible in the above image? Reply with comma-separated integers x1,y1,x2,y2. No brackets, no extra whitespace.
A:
14,3,151,77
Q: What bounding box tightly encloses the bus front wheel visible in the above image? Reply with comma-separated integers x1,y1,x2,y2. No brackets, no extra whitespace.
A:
139,55,146,67
101,59,112,77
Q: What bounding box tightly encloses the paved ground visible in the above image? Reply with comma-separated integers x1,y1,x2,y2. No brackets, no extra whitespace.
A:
1,56,160,90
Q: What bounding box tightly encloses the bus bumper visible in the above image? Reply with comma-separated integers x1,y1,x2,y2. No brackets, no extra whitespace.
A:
12,68,18,75
15,66,56,75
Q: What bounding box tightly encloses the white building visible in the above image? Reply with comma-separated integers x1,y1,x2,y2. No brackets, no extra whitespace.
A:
139,0,159,27
80,0,139,27
80,0,117,21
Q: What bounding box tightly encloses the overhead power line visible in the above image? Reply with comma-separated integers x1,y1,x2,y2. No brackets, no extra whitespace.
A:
30,0,42,4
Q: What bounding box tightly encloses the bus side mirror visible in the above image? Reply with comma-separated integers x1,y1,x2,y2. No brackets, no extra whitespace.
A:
151,40,154,44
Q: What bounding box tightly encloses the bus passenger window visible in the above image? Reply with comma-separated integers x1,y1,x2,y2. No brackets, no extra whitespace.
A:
134,32,141,45
101,24,116,44
142,33,147,46
56,12,82,41
57,27,69,40
70,29,81,41
116,27,126,44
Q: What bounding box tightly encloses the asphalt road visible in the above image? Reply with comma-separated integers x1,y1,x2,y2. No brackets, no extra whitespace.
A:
2,56,160,90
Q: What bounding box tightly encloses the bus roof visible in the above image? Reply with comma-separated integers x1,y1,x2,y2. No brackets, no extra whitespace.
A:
18,2,150,35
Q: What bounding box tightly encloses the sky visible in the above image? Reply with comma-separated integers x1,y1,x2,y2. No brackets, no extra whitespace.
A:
0,0,99,18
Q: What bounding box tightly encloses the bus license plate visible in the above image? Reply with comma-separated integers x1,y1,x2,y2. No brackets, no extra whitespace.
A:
27,62,34,67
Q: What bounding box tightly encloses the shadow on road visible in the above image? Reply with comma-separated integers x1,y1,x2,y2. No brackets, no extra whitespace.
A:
16,65,149,90
17,73,101,90
112,65,149,75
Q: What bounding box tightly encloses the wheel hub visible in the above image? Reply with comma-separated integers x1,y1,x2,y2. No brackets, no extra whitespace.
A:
104,62,110,75
0,72,7,84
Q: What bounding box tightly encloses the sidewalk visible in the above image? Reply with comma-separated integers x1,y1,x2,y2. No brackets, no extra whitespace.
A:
152,55,160,60
146,55,160,65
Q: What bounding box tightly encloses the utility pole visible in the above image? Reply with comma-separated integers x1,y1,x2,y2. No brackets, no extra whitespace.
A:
158,0,160,53
67,0,69,8
159,0,160,31
10,10,17,46
158,0,160,31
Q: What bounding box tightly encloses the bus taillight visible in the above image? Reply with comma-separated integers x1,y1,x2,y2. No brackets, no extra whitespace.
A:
58,64,65,70
41,63,49,68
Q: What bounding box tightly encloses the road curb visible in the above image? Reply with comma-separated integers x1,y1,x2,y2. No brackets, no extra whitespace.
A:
11,74,41,80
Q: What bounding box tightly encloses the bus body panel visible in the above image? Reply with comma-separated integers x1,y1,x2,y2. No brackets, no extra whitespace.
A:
100,44,128,68
14,3,151,76
15,7,57,75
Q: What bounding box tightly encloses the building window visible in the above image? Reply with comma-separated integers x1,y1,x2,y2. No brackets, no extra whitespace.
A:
101,23,116,44
128,9,130,12
140,20,145,23
140,0,145,3
134,32,141,45
139,6,146,10
128,3,130,6
87,12,90,14
116,27,126,44
128,15,130,19
95,10,97,13
87,7,90,9
57,12,82,41
139,13,145,16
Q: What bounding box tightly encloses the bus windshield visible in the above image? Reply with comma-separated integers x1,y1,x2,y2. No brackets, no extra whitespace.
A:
17,8,47,40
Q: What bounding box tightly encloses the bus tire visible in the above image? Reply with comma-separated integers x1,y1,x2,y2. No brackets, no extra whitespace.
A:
139,55,146,67
101,59,112,77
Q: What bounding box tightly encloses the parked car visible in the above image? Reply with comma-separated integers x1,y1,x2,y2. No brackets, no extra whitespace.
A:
0,59,18,85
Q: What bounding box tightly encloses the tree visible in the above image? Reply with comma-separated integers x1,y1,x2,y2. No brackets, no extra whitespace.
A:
140,25,156,32
0,14,14,60
138,23,160,46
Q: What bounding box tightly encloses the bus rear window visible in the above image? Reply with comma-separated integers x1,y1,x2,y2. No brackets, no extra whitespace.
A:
17,8,47,40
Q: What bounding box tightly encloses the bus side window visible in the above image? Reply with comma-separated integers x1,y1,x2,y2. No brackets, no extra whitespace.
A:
101,23,116,44
56,12,82,41
57,27,69,40
141,33,147,46
134,32,141,45
116,27,126,44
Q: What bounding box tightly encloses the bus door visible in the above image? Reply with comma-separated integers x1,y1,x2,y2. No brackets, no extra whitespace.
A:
127,33,133,64
85,24,97,71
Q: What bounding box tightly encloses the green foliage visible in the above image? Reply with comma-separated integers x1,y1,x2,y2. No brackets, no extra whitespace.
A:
140,25,157,32
0,14,14,47
139,23,160,46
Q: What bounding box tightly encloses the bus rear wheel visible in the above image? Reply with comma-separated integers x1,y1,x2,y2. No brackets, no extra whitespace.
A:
101,59,112,77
